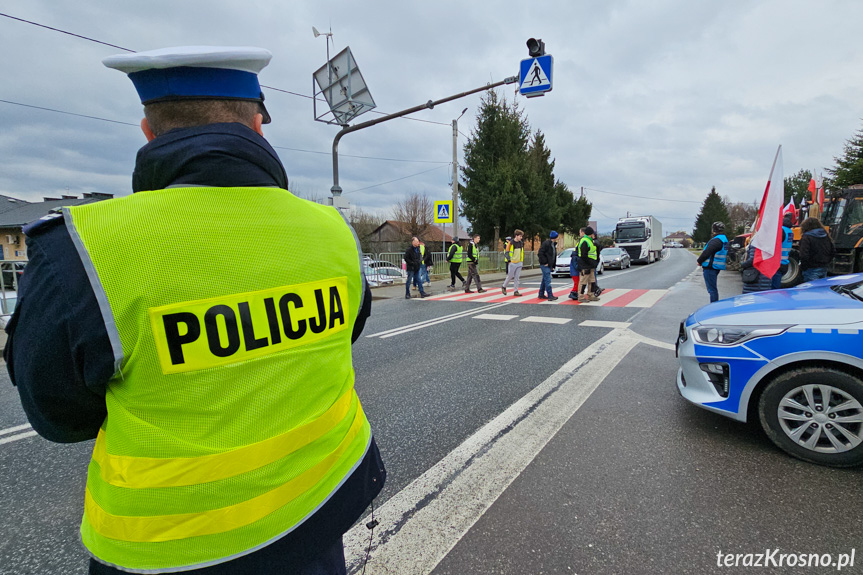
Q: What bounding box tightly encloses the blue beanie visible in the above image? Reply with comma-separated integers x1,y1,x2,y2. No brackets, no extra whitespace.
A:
549,230,559,239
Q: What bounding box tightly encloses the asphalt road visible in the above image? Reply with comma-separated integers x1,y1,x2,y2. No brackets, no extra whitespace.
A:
1,248,860,574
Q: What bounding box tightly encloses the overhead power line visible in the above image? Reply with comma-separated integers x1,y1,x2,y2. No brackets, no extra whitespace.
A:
343,165,448,194
583,186,703,204
0,99,449,164
0,11,452,129
0,99,138,126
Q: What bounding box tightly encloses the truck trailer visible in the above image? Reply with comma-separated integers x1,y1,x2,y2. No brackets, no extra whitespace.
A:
614,216,663,264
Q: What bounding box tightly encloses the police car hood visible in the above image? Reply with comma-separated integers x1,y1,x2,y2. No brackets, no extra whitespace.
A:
693,274,863,327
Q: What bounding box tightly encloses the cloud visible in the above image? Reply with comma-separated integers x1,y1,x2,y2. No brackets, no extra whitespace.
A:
1,0,862,234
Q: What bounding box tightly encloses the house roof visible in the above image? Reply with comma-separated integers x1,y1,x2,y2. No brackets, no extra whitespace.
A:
0,195,32,216
0,197,108,228
370,220,454,243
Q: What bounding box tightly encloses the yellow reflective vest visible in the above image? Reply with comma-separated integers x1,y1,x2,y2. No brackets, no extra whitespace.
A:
65,187,371,572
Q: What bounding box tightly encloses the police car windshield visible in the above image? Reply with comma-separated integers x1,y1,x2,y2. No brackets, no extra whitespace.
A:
831,280,863,301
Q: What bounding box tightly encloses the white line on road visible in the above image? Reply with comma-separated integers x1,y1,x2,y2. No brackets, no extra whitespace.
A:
627,289,669,308
366,302,512,339
520,316,571,324
472,314,518,321
344,329,638,574
366,303,510,338
0,423,32,436
579,320,632,329
0,430,38,445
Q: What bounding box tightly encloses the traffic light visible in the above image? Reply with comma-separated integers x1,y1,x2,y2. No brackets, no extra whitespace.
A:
526,38,545,57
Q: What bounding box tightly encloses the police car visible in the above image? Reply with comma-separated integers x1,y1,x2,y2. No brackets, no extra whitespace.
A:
677,274,863,467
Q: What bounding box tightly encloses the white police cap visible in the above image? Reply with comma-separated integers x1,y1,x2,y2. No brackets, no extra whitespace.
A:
103,46,273,123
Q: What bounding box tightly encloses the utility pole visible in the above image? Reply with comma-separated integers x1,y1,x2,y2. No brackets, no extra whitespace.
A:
452,107,467,244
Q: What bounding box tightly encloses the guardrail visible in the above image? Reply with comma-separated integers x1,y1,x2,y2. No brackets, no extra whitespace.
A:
368,250,539,282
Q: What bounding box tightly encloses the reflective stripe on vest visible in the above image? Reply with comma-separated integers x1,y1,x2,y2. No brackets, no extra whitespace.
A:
781,226,792,264
702,234,728,270
508,243,523,263
449,244,463,263
65,187,370,572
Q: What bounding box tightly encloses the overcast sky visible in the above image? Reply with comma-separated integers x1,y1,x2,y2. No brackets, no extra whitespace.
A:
1,0,862,234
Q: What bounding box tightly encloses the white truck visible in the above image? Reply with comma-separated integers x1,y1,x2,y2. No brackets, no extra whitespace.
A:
613,216,663,264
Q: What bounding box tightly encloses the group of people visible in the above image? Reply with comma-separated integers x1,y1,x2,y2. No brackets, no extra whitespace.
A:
698,215,835,302
408,227,605,304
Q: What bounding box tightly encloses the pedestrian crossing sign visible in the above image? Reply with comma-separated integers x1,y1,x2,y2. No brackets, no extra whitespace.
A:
434,201,453,223
519,54,553,97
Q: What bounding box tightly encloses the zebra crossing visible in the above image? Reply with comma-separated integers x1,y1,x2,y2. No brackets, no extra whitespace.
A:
419,286,668,308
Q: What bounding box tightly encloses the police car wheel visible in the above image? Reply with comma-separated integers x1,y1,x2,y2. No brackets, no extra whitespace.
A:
758,367,863,468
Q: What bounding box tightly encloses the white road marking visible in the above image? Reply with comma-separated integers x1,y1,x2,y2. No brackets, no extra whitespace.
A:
520,316,571,325
472,314,518,321
0,431,38,445
578,288,631,306
344,329,638,574
367,302,513,339
579,320,632,329
0,423,32,436
626,289,669,308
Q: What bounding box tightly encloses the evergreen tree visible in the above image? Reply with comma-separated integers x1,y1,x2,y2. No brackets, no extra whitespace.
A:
557,183,592,235
522,129,560,239
692,187,731,243
784,169,813,206
461,91,531,243
825,124,863,192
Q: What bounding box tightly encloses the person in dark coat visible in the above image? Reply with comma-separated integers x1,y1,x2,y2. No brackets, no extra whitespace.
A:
740,242,773,293
537,231,559,301
798,217,835,281
404,237,429,299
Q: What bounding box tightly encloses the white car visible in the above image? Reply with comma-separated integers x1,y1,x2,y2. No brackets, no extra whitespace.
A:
365,265,407,284
552,248,603,277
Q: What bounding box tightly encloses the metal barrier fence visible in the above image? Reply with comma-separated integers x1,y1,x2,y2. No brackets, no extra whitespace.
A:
0,260,27,321
365,251,538,283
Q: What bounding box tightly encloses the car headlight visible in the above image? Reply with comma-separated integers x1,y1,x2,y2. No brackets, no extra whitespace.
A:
691,325,791,346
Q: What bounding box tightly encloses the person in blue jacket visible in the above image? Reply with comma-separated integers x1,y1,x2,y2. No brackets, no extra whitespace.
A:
696,222,728,303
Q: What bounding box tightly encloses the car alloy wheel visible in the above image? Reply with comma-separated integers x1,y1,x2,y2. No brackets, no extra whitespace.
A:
759,367,863,467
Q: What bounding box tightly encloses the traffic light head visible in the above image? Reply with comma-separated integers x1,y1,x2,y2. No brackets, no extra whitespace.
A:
526,38,545,57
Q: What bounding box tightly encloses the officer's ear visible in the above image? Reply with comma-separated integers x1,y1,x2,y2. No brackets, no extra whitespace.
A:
141,118,156,142
252,113,264,136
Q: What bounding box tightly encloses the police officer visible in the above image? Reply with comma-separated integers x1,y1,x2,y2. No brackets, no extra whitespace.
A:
4,46,385,574
697,221,729,303
772,212,794,289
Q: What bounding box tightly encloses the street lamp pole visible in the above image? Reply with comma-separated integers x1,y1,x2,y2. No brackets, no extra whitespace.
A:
452,107,467,247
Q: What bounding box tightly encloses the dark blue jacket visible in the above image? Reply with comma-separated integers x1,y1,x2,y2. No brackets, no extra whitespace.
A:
5,123,383,573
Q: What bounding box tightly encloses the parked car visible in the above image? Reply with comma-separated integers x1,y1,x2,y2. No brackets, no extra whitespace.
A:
366,265,407,284
363,266,395,287
676,273,863,467
553,248,603,277
1,261,26,290
599,247,631,270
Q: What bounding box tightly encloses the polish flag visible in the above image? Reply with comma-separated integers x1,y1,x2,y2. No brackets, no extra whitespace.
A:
808,177,817,203
783,197,797,224
752,146,785,278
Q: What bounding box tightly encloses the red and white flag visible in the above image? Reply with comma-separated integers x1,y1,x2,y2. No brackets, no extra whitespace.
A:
783,197,797,224
752,146,785,278
808,176,817,203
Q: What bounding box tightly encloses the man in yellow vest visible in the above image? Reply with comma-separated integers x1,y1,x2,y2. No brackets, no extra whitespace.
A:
4,46,385,574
